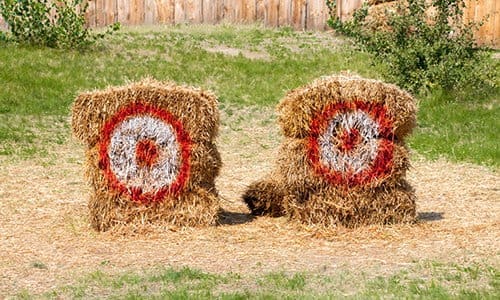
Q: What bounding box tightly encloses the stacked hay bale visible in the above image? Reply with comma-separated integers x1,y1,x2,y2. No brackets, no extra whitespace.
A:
71,79,221,231
243,75,417,227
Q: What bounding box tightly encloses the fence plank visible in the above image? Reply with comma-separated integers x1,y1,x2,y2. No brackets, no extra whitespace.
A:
144,0,156,25
95,0,104,26
278,0,287,27
106,0,117,24
482,0,498,44
224,0,238,23
242,0,257,22
85,0,97,27
202,0,215,23
495,0,500,46
464,0,500,46
174,0,185,23
266,0,280,27
256,0,266,21
116,0,130,25
155,0,175,24
129,0,145,25
184,0,203,23
307,0,328,29
339,0,362,21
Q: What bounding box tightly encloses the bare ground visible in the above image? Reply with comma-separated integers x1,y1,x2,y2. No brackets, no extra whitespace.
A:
0,108,498,295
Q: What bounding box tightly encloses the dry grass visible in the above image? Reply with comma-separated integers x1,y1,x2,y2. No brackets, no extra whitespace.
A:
202,45,272,61
0,106,498,295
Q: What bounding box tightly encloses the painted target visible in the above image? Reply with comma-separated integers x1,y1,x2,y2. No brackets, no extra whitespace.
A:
308,100,395,187
99,102,191,203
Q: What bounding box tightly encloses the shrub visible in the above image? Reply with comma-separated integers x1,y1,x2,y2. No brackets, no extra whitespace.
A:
328,0,498,95
0,0,119,49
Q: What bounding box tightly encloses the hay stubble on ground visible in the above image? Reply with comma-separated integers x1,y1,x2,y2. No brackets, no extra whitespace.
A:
0,107,499,295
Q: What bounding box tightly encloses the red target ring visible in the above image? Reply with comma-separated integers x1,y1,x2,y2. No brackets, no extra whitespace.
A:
99,102,191,203
308,100,395,187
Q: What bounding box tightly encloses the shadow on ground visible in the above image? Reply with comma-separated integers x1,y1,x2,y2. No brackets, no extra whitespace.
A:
218,210,255,225
418,211,444,222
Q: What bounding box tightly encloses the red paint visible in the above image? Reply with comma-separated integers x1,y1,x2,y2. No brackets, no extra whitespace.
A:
339,128,361,153
308,100,394,187
99,102,191,204
135,139,159,168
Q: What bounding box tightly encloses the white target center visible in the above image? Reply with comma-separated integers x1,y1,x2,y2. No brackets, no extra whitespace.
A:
318,111,380,174
108,116,181,193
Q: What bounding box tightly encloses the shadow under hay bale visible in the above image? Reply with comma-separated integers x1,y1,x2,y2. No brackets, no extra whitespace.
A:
72,79,221,231
217,211,255,225
243,75,417,227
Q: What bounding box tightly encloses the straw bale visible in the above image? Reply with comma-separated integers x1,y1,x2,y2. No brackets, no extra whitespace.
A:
283,179,416,227
276,138,410,190
71,78,219,147
277,75,416,140
72,79,221,231
242,176,286,217
89,186,220,232
244,74,416,227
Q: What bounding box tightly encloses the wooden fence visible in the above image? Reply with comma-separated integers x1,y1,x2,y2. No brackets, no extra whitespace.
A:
464,0,499,46
84,0,330,30
0,0,498,46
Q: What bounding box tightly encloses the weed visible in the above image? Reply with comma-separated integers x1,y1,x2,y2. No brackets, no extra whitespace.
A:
31,261,48,269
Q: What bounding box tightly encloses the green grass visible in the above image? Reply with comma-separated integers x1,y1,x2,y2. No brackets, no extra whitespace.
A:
0,24,498,167
0,25,377,115
13,261,499,299
409,89,500,167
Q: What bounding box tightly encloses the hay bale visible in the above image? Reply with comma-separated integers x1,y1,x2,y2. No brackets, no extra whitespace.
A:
72,78,219,147
277,75,416,140
242,176,286,217
284,180,416,228
276,138,411,190
72,79,221,231
244,75,417,227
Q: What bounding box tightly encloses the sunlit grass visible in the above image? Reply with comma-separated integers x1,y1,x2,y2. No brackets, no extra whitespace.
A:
0,24,498,167
16,261,499,299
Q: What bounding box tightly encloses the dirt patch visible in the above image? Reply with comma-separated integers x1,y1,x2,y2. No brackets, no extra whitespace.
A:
203,45,271,61
0,108,498,295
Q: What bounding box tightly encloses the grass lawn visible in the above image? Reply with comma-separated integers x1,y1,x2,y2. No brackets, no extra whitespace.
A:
0,25,499,299
1,24,498,166
17,261,499,299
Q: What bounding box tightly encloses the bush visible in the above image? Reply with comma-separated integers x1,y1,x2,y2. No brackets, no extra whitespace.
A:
328,0,498,95
0,0,119,49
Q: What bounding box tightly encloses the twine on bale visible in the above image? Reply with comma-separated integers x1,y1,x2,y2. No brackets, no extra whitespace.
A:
71,78,221,232
243,74,417,227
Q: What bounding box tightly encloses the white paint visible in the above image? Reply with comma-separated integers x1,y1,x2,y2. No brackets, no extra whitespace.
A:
108,116,180,193
318,110,380,174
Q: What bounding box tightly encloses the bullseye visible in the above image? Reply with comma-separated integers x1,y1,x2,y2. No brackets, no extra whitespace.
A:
308,101,394,187
338,128,361,153
136,139,160,168
99,102,191,203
